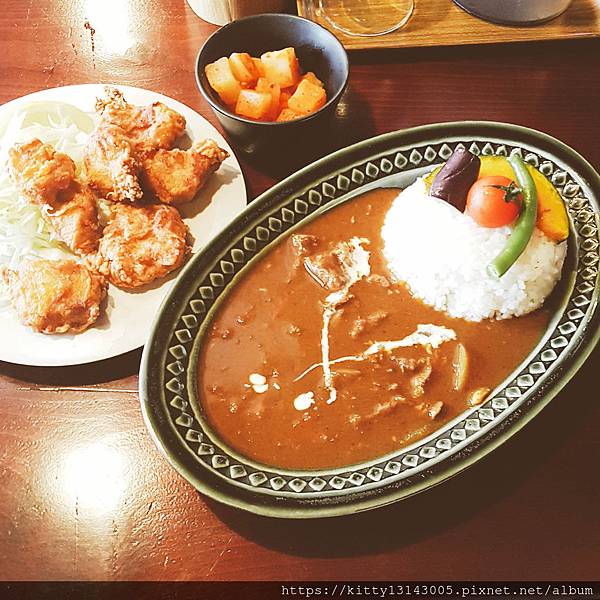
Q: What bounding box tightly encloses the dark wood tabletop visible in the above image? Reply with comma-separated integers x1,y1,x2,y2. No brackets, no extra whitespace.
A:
0,0,598,583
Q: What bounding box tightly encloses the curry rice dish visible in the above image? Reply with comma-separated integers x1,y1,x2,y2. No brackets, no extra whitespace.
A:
199,150,567,470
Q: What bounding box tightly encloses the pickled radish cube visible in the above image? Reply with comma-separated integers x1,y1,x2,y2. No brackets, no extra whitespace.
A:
252,57,266,78
279,91,291,110
235,89,272,120
229,53,259,85
276,108,301,122
256,77,281,119
287,79,326,115
260,48,300,88
282,85,298,98
301,71,324,88
205,57,241,105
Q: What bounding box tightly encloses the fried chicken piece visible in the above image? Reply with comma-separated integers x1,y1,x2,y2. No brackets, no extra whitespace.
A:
1,258,107,334
9,139,101,255
48,183,102,255
83,124,143,203
8,139,75,205
89,203,189,289
95,87,186,154
140,139,229,205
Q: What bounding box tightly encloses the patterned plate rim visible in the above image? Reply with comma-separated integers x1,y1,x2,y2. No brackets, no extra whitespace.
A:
140,121,600,518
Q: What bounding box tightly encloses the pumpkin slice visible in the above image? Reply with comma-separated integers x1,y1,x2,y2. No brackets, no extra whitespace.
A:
478,156,569,242
424,155,569,241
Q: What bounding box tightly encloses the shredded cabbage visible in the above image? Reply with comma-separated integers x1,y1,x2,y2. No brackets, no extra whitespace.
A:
0,101,96,307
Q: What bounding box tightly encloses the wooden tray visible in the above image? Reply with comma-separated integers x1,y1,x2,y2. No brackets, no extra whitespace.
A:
297,0,600,50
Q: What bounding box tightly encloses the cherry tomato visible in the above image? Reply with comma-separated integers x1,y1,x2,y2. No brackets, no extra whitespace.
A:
466,176,522,228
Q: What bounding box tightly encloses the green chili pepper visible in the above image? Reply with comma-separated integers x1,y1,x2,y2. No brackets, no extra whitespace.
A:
488,155,538,278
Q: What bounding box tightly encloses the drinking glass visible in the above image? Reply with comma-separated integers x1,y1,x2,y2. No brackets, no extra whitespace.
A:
318,0,414,37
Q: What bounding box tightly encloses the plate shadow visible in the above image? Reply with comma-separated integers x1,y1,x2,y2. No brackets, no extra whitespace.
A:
0,347,143,386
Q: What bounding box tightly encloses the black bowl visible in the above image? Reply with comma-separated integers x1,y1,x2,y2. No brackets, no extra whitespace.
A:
195,13,349,154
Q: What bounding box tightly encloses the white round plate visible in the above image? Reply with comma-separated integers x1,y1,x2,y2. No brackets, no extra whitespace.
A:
0,84,247,367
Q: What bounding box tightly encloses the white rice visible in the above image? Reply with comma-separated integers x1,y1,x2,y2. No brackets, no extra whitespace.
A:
381,178,567,321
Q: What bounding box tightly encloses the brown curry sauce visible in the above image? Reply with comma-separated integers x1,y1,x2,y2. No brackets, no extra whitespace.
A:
198,189,548,470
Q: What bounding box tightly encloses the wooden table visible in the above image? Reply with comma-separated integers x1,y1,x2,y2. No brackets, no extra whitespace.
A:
0,0,598,583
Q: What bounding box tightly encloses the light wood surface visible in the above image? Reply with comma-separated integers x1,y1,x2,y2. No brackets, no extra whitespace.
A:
0,0,599,581
298,0,600,49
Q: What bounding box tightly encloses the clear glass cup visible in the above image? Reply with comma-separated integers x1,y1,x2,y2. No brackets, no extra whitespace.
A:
318,0,414,37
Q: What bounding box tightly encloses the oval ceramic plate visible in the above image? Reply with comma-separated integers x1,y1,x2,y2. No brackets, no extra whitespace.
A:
0,84,246,367
140,122,600,518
